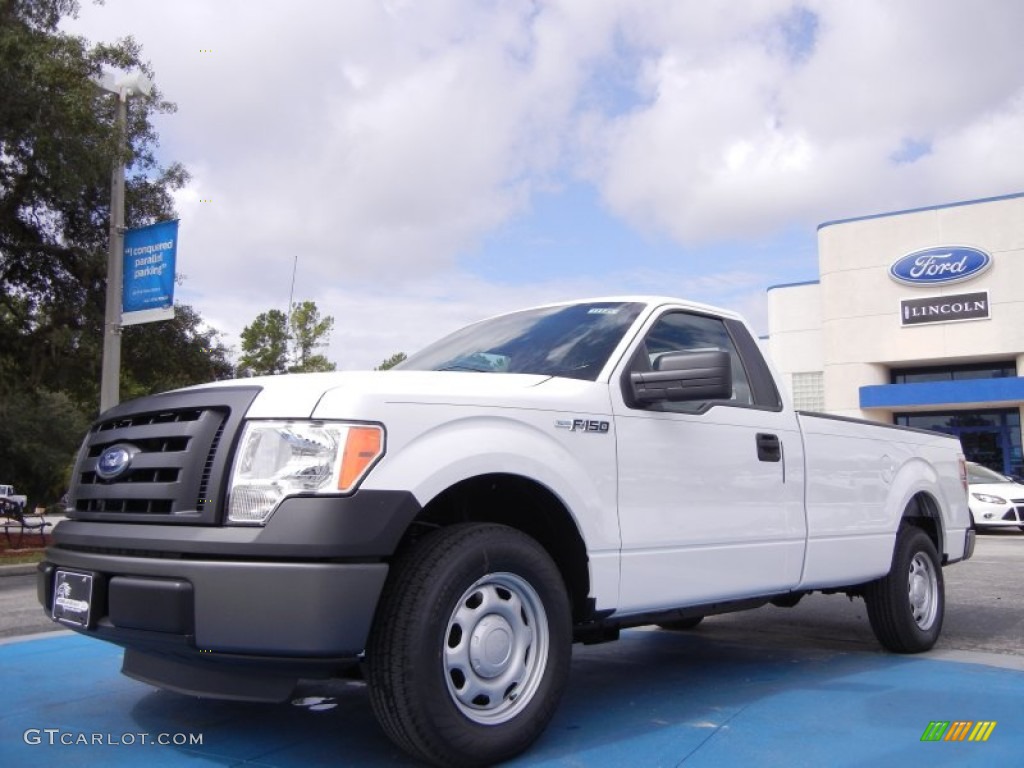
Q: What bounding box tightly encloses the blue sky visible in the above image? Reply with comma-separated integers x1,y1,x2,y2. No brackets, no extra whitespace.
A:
63,1,1024,369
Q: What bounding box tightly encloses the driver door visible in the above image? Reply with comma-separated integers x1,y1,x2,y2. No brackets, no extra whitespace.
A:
611,308,806,613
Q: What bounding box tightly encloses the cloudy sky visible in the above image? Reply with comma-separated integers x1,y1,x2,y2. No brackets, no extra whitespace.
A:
64,0,1024,370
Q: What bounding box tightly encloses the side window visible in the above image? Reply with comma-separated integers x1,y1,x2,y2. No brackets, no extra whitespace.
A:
631,311,753,412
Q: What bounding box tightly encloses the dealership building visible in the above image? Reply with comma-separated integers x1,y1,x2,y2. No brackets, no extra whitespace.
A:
767,191,1024,477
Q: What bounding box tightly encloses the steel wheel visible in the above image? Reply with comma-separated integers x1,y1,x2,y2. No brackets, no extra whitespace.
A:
907,552,939,630
443,572,548,724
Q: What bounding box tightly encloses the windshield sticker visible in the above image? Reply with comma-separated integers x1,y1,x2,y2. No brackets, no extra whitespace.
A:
587,307,619,315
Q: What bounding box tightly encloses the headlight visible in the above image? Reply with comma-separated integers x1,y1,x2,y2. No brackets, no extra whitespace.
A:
227,420,384,524
971,492,1006,505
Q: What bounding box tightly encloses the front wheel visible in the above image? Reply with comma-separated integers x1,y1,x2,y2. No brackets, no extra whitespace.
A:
864,525,944,653
366,523,571,767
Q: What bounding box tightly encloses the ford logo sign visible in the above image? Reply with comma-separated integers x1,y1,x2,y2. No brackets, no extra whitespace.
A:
95,443,139,481
889,246,991,286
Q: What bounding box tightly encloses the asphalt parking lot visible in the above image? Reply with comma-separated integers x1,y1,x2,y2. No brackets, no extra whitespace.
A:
0,532,1021,766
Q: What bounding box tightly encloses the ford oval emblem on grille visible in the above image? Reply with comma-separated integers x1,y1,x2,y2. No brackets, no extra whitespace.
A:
889,246,991,286
96,443,139,481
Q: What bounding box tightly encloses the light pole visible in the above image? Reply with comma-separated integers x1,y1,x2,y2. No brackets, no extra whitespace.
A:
93,71,152,413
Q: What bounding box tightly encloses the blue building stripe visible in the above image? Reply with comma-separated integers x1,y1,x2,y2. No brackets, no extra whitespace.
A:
860,378,1024,409
818,190,1024,231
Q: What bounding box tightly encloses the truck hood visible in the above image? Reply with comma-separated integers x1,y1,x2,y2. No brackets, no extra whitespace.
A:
186,370,554,419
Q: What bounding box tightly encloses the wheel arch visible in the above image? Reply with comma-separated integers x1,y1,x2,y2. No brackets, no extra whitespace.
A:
888,456,953,560
900,491,945,558
396,473,593,623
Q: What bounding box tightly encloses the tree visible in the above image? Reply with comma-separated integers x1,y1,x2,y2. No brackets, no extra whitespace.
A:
1,1,186,358
0,0,204,503
1,0,190,403
120,304,234,399
0,388,90,505
288,300,336,372
376,352,407,370
238,309,290,376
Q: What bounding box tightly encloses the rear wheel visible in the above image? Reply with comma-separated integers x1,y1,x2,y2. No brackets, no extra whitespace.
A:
864,525,944,653
366,523,571,767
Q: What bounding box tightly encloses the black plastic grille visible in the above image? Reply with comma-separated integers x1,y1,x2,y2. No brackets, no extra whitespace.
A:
95,409,203,431
196,418,227,510
87,436,190,457
68,387,260,525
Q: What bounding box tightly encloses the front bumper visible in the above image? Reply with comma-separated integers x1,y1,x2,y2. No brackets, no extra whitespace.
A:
37,490,422,699
970,500,1024,528
38,554,386,656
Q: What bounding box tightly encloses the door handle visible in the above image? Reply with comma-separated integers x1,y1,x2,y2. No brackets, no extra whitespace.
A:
756,433,781,462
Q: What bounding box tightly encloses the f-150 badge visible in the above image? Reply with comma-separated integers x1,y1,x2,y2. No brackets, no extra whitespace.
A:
555,419,610,433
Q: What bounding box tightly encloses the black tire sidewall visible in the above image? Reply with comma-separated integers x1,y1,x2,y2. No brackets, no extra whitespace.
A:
870,526,945,652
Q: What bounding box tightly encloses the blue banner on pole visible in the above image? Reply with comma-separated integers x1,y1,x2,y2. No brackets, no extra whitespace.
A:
122,220,178,325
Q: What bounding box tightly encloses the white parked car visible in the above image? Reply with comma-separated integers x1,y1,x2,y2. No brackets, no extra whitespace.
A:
0,484,27,509
967,462,1024,531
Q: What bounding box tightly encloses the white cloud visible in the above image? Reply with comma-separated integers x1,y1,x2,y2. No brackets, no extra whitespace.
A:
583,0,1024,241
62,0,1024,373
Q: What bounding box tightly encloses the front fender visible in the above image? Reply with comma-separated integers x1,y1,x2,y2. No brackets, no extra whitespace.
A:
362,413,619,555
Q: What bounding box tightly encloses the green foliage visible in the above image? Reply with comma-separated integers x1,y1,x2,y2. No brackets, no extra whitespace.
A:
237,301,338,374
121,304,234,399
238,309,290,376
288,300,336,372
0,388,89,505
292,353,335,373
376,352,407,370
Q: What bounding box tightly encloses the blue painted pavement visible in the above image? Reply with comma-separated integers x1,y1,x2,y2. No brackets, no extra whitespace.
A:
1,629,1019,766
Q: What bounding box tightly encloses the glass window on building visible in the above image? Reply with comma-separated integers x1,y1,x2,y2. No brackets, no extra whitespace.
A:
894,408,1023,479
891,361,1017,384
791,371,824,411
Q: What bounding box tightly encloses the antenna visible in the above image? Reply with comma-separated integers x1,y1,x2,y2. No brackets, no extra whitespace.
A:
286,254,297,363
286,254,297,320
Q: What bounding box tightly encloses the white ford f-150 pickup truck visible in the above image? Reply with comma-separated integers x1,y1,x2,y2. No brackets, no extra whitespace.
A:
40,296,973,766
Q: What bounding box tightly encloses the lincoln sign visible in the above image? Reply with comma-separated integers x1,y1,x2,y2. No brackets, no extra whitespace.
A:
900,291,990,326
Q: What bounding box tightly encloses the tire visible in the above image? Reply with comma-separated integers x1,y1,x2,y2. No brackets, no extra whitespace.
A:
658,616,704,631
864,525,944,653
366,523,572,768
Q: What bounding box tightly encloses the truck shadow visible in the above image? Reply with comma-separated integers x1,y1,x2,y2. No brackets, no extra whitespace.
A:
125,625,935,766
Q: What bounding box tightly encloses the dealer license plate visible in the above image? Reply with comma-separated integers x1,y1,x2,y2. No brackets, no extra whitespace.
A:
52,570,93,628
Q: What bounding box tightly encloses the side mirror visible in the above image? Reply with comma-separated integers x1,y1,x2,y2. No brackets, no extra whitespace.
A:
629,349,732,404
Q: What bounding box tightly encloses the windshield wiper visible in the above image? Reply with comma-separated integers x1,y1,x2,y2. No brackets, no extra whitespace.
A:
437,364,492,372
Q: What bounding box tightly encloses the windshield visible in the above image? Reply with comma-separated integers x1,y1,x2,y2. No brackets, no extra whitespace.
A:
399,302,645,381
967,463,1011,484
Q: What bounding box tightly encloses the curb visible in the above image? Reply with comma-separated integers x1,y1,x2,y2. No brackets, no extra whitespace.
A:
0,563,41,577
